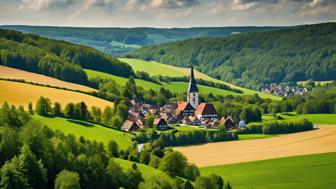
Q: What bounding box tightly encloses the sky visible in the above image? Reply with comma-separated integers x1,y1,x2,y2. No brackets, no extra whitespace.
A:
0,0,335,27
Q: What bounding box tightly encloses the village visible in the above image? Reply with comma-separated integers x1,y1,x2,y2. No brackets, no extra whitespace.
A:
121,65,244,132
261,83,307,97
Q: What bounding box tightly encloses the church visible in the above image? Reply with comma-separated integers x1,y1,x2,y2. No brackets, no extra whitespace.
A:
176,65,218,125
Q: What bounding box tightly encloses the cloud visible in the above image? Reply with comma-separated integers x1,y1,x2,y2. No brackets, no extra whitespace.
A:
230,0,280,11
83,0,115,10
19,0,76,11
126,0,199,10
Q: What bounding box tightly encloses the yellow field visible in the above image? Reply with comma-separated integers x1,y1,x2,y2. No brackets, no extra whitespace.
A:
175,125,336,167
0,66,96,92
0,80,113,109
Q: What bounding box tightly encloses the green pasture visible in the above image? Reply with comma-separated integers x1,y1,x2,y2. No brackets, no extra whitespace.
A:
201,152,336,189
33,115,134,150
85,69,240,96
119,58,280,100
262,113,336,125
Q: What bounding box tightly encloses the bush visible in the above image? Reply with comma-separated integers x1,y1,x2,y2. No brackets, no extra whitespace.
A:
263,119,314,134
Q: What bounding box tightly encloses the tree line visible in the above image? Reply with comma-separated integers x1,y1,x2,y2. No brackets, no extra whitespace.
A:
0,29,133,86
127,23,336,90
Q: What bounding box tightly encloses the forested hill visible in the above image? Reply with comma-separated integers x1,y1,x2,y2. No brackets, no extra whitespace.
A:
0,29,133,85
0,25,282,56
127,22,336,90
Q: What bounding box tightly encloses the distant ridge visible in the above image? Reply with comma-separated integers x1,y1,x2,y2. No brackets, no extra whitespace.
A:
127,22,336,90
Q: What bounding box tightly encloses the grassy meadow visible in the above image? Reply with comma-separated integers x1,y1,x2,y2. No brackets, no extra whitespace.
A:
114,159,162,179
201,152,336,189
262,113,336,125
85,69,240,96
119,58,280,100
33,115,134,150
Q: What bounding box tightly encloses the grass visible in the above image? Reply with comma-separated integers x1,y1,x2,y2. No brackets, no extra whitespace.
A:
262,113,336,125
33,115,134,150
297,80,334,86
200,152,336,189
0,80,113,109
85,69,240,96
238,134,277,140
119,58,280,100
114,158,162,179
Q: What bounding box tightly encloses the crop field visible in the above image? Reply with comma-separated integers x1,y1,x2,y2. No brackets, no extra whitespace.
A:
175,125,336,167
201,152,336,189
34,115,134,150
120,58,280,100
85,69,239,96
0,80,113,109
0,65,96,92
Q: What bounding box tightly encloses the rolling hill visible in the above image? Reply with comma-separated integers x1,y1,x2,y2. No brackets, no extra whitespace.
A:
120,58,280,100
127,22,336,90
0,80,113,109
0,25,283,56
200,152,336,189
34,115,134,150
85,69,264,97
0,65,96,92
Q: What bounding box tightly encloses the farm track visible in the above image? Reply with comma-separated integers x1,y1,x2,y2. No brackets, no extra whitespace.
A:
175,125,336,167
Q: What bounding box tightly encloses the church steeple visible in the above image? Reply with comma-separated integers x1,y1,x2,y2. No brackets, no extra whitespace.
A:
187,64,199,93
187,64,199,109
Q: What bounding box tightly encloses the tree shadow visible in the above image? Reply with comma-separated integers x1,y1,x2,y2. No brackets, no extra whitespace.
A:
67,119,94,127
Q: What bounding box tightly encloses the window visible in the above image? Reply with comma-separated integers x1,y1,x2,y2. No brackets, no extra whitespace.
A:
193,93,195,97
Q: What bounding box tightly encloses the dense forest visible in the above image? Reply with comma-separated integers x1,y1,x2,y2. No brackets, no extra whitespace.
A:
0,102,234,189
127,23,336,90
0,25,282,56
0,29,133,85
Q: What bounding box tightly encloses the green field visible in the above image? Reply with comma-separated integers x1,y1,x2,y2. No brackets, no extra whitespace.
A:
85,69,240,96
33,115,134,150
262,113,336,125
201,152,336,189
297,80,334,86
119,58,280,100
115,158,162,179
238,134,277,140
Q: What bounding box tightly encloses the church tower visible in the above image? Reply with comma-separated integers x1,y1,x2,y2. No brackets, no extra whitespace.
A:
187,64,199,109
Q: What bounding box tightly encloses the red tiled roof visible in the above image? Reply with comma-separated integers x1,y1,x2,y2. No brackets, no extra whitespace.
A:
195,103,217,116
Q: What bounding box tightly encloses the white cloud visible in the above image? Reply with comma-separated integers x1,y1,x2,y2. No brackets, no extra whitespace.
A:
231,0,257,11
19,0,76,11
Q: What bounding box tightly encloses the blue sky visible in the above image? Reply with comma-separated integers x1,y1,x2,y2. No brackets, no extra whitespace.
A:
0,0,335,27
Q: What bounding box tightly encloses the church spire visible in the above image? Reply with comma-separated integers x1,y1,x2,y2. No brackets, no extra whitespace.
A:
187,64,199,93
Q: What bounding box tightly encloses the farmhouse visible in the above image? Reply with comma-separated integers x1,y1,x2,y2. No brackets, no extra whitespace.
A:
121,120,140,132
154,118,168,130
194,103,218,121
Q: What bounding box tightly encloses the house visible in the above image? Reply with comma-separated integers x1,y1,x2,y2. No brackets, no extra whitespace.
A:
210,119,220,128
121,120,140,132
219,117,235,130
136,119,146,128
153,118,168,130
182,116,191,125
175,102,195,121
189,115,201,125
161,112,177,124
195,103,218,121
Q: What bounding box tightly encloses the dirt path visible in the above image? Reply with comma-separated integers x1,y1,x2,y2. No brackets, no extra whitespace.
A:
175,125,336,167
